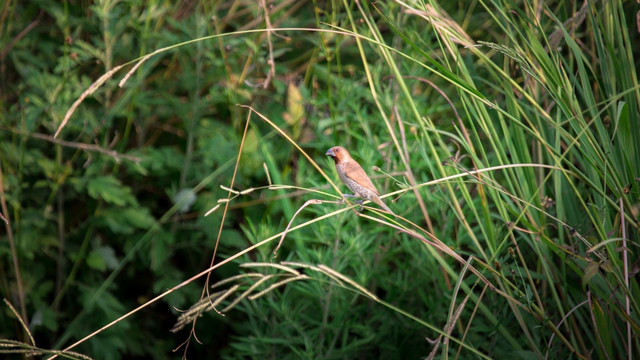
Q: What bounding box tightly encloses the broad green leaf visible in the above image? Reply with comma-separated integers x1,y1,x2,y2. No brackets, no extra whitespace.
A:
100,207,156,234
86,250,106,271
87,176,136,206
582,261,600,288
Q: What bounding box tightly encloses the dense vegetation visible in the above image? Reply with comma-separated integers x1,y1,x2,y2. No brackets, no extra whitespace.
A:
1,0,638,358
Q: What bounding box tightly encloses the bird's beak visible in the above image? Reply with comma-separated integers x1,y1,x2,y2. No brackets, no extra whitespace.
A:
325,148,335,157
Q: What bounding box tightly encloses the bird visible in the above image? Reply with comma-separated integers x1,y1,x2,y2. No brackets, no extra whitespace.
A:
325,146,394,214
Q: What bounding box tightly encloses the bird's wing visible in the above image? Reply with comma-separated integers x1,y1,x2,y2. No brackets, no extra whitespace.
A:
343,161,380,195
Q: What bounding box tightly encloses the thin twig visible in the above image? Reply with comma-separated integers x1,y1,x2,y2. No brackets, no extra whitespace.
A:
12,131,141,163
0,12,42,61
0,165,28,332
3,299,35,346
393,106,434,233
427,258,472,359
260,0,276,88
178,111,253,357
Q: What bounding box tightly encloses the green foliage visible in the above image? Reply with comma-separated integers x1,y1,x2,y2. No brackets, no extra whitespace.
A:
1,0,639,359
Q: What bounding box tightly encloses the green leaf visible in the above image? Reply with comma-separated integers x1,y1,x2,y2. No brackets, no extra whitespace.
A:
87,246,119,271
100,207,157,234
87,176,136,206
86,250,106,271
582,261,600,288
592,297,613,358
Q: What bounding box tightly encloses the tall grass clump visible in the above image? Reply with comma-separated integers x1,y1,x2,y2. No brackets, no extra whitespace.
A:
206,1,639,358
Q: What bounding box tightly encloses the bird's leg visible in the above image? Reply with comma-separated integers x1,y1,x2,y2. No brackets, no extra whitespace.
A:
339,193,357,204
340,194,363,211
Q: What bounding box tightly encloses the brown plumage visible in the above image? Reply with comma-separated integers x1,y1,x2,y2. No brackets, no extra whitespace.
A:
325,146,394,214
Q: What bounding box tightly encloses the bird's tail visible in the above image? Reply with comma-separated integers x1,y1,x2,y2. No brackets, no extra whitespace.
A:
373,195,395,215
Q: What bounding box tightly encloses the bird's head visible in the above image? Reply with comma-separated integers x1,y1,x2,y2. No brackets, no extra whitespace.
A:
325,146,351,163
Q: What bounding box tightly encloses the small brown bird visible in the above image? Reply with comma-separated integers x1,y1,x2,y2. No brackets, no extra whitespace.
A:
325,146,394,214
